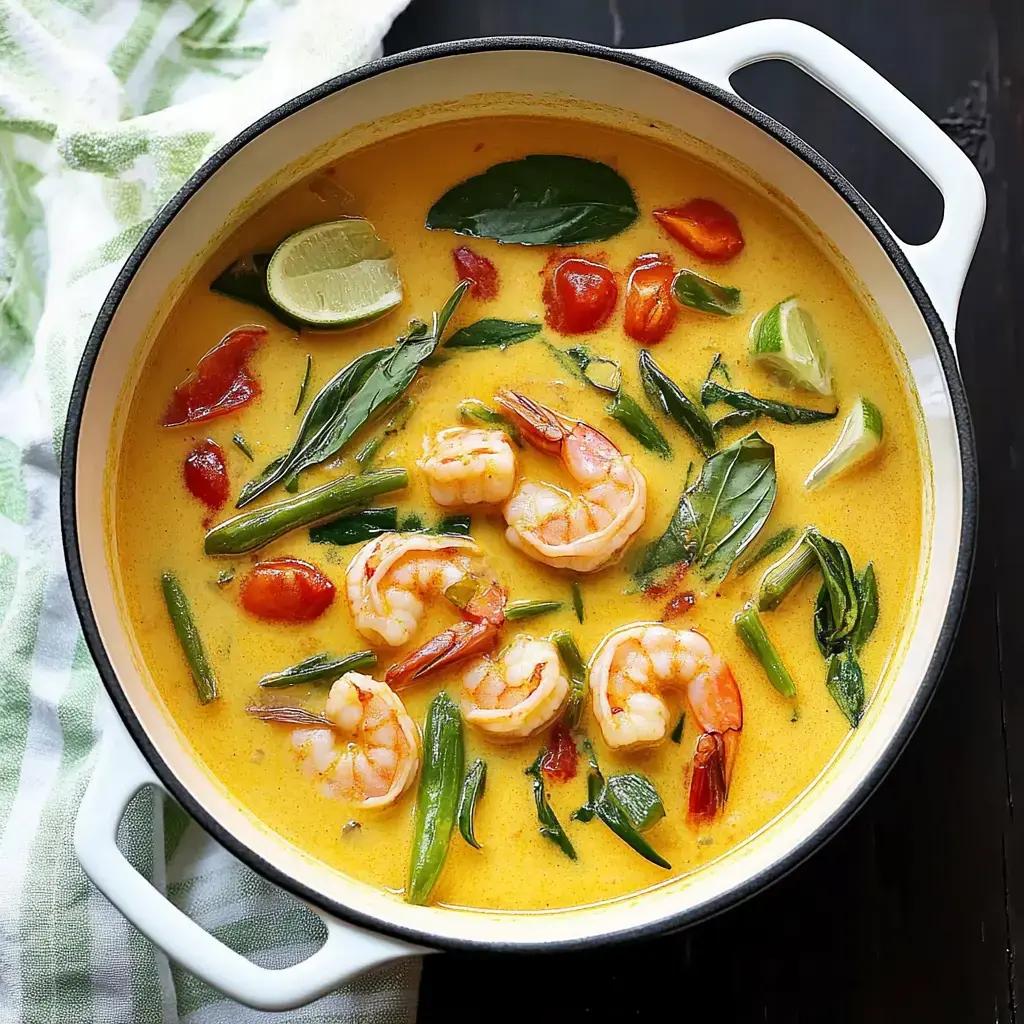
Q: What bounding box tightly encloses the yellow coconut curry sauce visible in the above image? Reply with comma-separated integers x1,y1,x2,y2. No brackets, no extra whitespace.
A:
114,115,923,912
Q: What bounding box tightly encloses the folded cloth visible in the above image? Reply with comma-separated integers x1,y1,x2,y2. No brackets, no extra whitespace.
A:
0,0,421,1020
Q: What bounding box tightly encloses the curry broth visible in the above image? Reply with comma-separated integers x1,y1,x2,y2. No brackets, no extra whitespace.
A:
115,115,923,911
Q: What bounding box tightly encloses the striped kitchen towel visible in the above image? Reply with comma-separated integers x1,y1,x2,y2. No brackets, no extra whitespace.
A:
0,0,421,1020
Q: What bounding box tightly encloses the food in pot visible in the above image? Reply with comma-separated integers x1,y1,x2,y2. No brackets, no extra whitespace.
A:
115,115,923,911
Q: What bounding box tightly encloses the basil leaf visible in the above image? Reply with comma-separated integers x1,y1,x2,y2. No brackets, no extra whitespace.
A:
713,408,759,433
444,319,541,350
427,155,638,246
638,349,716,456
702,380,838,426
431,514,471,536
735,525,797,577
309,507,398,546
210,252,303,329
525,752,577,860
851,563,879,651
238,282,469,507
632,486,700,587
672,269,742,316
826,647,866,727
804,532,859,646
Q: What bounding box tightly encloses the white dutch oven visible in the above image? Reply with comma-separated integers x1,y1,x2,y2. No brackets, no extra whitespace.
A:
62,20,984,1012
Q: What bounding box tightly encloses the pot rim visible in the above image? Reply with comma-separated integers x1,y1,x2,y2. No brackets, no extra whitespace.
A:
59,35,978,953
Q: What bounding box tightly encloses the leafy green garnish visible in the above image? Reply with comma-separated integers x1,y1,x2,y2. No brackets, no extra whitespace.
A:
258,650,377,688
633,432,776,587
294,354,312,415
736,526,797,577
210,252,302,329
505,600,563,622
309,507,399,546
550,630,587,731
570,582,584,624
851,563,879,651
572,741,670,869
427,155,639,246
670,714,685,744
444,319,541,350
457,399,521,444
638,349,715,456
672,269,742,316
525,752,576,860
355,397,416,470
231,433,254,461
458,759,487,850
825,647,866,727
701,380,838,426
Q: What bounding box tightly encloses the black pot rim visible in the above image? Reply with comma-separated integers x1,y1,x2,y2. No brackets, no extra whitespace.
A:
60,35,978,955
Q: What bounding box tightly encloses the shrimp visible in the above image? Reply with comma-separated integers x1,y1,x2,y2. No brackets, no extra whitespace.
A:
495,391,647,573
589,623,743,822
460,635,569,740
346,532,508,689
290,672,420,809
418,426,517,507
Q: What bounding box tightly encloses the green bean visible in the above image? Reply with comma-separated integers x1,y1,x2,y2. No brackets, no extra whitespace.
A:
161,572,217,704
757,533,817,611
407,692,464,905
204,468,407,555
734,603,797,698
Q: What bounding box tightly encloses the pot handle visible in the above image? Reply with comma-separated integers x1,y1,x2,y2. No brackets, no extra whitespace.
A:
74,712,425,1012
631,19,985,341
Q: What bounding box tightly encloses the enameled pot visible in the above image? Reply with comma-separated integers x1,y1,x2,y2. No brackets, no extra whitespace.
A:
62,20,985,1011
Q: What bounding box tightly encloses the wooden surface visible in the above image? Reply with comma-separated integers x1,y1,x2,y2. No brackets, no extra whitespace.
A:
384,2,1020,1019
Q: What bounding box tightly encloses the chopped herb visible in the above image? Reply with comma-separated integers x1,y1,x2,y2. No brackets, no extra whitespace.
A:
355,397,416,470
457,759,487,849
232,433,254,461
736,526,798,577
444,319,541,350
258,650,377,688
571,582,584,623
309,507,399,546
505,599,563,622
525,752,576,860
670,714,685,744
294,354,312,414
701,379,838,426
551,631,587,730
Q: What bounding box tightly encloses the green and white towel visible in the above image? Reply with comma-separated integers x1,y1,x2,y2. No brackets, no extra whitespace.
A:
0,0,422,1019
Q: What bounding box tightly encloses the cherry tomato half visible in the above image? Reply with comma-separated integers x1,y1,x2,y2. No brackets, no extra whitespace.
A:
540,719,578,783
453,245,499,300
624,256,677,344
162,325,267,426
183,440,229,510
543,257,618,335
653,199,745,263
239,558,335,623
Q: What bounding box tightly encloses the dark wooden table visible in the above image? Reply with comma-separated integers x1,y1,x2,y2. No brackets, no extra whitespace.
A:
384,2,1020,1019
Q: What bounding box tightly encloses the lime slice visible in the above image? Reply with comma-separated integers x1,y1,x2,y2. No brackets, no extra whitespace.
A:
749,297,832,396
266,219,402,329
804,397,884,491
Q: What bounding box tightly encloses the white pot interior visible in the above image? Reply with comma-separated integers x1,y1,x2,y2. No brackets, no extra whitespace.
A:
72,48,962,947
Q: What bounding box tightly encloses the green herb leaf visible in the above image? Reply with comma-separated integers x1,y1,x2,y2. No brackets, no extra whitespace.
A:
670,714,685,744
457,399,522,445
258,650,377,688
210,252,303,329
309,507,399,546
851,563,879,651
672,269,742,316
525,752,577,860
427,155,638,246
713,408,759,433
232,433,254,461
606,390,672,458
355,397,416,470
432,514,471,537
294,354,312,415
407,692,464,904
571,582,584,624
444,319,541,350
238,282,468,506
634,432,776,587
804,532,859,648
826,647,866,727
550,630,587,731
505,599,563,622
701,380,838,426
572,742,670,868
638,349,715,455
458,758,487,849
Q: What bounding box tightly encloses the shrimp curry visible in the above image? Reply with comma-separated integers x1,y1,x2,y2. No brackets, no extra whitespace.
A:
114,114,924,912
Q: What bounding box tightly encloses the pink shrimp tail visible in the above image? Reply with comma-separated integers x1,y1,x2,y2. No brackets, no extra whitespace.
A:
385,620,501,689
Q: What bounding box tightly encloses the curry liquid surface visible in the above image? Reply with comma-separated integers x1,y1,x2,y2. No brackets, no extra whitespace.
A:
115,116,923,912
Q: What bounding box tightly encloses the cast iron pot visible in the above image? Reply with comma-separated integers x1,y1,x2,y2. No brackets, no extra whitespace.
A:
62,19,984,1011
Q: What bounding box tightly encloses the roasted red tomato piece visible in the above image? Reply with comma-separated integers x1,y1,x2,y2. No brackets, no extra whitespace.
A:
183,440,229,510
239,558,335,623
624,255,678,344
452,245,499,300
543,257,617,334
162,325,267,426
653,199,745,263
540,719,578,783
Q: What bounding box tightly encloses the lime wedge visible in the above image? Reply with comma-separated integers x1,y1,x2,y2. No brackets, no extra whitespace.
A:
749,297,832,396
804,397,884,491
266,219,403,329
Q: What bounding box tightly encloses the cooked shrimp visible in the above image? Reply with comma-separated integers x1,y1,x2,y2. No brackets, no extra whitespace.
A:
418,426,517,507
495,391,646,573
460,635,569,740
590,623,743,822
290,672,420,809
347,532,508,689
